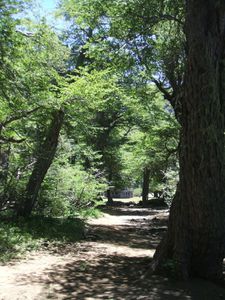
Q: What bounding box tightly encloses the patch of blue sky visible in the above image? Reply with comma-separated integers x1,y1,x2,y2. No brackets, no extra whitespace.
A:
41,0,57,12
18,0,70,33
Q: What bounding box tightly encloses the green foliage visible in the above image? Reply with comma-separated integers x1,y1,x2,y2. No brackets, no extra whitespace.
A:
62,67,138,194
0,2,69,211
39,163,107,217
0,0,180,232
121,86,179,199
0,222,38,262
36,139,107,217
0,215,84,262
133,187,142,197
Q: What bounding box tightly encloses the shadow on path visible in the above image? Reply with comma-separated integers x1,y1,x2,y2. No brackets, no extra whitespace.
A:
32,255,193,300
3,204,225,300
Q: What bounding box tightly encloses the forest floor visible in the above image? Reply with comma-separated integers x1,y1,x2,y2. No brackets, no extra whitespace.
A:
1,201,225,299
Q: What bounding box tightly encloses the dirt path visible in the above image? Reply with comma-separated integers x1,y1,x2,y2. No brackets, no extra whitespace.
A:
0,205,225,300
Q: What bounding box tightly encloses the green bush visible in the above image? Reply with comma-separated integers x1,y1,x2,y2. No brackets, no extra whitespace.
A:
133,187,142,197
38,162,107,217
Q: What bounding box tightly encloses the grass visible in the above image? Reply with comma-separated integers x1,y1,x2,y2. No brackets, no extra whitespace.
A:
0,215,85,263
79,207,103,218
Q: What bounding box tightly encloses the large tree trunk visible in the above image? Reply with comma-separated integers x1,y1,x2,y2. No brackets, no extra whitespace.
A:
151,1,225,280
142,167,150,203
19,109,64,217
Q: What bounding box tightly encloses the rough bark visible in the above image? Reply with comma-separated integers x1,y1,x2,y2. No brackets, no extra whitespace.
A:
19,109,64,217
142,167,150,203
151,1,225,280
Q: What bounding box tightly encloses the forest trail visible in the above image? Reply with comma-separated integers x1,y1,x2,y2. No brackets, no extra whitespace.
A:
0,204,225,300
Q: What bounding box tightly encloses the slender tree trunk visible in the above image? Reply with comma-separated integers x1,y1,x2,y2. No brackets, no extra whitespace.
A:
142,167,150,203
106,189,113,204
19,109,64,217
151,1,225,280
0,145,10,184
106,172,114,204
0,146,11,208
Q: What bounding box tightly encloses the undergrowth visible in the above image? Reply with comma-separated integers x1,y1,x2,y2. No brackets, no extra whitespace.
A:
0,215,85,263
79,207,103,219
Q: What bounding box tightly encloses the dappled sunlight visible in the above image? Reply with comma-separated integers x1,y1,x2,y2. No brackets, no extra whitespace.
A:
85,223,164,250
1,205,225,299
81,241,156,258
8,251,192,300
87,206,168,251
0,205,168,299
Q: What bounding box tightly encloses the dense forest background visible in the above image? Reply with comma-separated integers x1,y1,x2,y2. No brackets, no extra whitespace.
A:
0,0,179,217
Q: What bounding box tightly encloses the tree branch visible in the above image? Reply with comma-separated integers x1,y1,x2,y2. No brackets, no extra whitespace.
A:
16,30,34,37
1,107,41,128
138,14,184,27
0,136,25,144
152,79,173,102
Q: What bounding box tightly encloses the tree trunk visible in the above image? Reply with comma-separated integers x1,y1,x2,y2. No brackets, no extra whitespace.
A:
142,167,150,203
151,1,225,280
106,189,113,204
0,146,11,208
0,145,10,185
19,109,64,217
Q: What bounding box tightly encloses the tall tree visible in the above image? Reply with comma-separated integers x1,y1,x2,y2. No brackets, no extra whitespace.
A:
151,1,225,280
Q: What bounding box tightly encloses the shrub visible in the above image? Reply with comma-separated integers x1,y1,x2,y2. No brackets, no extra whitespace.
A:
37,163,107,217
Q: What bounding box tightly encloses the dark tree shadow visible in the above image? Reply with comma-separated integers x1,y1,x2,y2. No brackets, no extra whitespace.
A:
99,202,168,217
6,205,225,300
86,223,166,250
84,206,168,250
18,251,225,300
17,254,194,300
4,207,225,300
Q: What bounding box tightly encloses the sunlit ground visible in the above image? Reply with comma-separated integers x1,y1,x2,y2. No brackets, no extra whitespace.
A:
0,204,225,300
